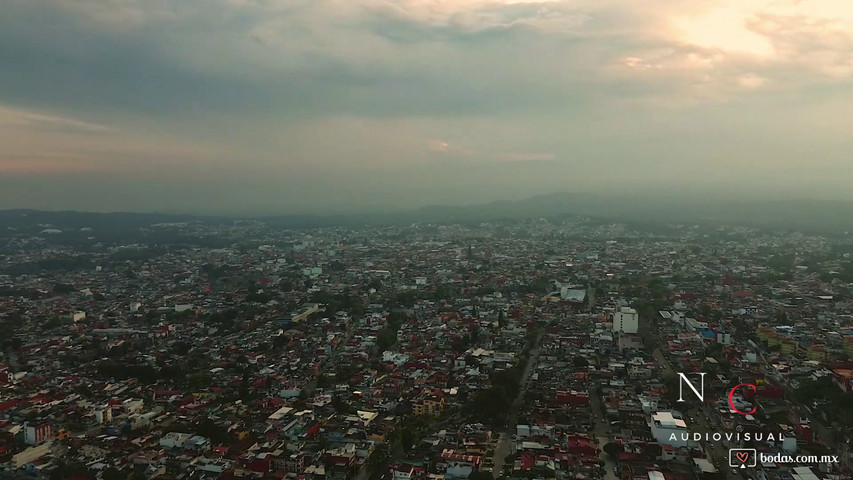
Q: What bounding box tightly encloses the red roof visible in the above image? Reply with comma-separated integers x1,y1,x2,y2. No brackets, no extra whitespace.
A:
520,452,536,470
441,452,482,466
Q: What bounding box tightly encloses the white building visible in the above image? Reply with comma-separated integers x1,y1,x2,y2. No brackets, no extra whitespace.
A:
24,423,52,445
685,317,708,331
122,398,144,414
392,465,414,480
382,352,410,366
185,435,210,451
560,287,587,302
160,432,192,450
267,406,295,423
302,267,323,277
516,424,554,439
94,406,113,424
650,411,690,448
441,451,481,480
130,411,160,430
193,458,230,474
445,460,475,479
613,307,639,334
791,466,819,480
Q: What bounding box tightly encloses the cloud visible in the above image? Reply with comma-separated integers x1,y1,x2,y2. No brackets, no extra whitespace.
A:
1,0,853,213
429,140,451,152
738,73,766,89
746,12,853,78
0,102,234,181
0,105,114,133
362,0,590,41
3,0,851,120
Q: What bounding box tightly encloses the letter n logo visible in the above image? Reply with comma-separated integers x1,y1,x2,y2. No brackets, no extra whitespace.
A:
677,373,706,402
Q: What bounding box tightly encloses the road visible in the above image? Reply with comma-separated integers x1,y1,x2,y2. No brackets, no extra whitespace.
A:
652,347,674,377
686,404,740,480
492,330,544,476
354,465,369,480
589,380,618,480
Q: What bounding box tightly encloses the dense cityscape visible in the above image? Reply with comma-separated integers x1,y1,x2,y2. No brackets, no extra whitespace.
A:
4,0,853,479
2,214,852,480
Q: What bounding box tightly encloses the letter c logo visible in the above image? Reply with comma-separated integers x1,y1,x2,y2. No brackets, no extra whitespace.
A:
729,383,757,414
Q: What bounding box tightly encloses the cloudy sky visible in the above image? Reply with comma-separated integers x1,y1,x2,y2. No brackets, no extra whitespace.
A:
1,0,852,215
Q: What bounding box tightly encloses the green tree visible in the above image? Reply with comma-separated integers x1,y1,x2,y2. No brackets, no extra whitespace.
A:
102,467,126,480
196,418,229,444
435,283,454,300
400,427,415,452
43,316,64,330
367,444,391,475
53,283,76,294
50,462,92,480
603,442,622,457
377,327,397,352
332,394,350,414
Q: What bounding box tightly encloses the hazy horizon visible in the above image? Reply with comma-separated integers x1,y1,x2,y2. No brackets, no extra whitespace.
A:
2,0,853,215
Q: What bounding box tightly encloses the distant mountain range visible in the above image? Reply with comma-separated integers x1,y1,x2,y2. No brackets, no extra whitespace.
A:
2,193,852,234
399,193,853,234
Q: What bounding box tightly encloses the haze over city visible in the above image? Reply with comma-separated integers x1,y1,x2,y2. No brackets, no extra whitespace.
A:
2,0,853,215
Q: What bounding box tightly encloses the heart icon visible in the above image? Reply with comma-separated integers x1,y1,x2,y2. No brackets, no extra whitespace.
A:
736,452,749,463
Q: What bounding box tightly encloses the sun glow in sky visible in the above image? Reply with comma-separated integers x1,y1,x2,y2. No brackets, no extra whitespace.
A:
673,4,775,57
672,0,853,58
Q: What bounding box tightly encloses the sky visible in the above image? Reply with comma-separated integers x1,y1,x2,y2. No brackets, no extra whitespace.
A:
1,0,853,215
